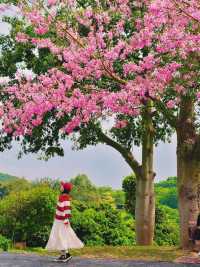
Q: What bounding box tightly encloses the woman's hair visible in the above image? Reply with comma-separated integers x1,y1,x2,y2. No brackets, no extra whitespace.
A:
62,188,70,194
197,214,200,227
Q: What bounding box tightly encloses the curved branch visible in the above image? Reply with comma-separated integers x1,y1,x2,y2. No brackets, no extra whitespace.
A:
96,129,141,176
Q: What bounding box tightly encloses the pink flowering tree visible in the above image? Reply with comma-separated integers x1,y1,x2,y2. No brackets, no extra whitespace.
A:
0,0,163,245
146,0,200,248
1,0,200,247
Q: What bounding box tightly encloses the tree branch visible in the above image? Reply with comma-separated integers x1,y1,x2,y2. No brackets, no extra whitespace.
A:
96,129,141,176
171,0,200,24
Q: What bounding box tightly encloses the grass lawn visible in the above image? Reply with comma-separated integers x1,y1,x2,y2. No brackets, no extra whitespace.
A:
8,246,191,262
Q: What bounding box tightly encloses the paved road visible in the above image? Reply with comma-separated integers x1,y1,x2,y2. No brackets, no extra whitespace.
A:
0,253,199,267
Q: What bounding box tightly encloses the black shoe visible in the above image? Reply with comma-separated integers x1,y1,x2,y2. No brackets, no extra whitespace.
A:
54,254,67,262
55,253,72,262
54,255,64,262
65,253,72,262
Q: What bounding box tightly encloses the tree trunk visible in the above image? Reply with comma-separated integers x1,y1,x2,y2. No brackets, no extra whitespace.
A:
177,155,200,248
135,102,155,245
135,173,155,245
177,96,200,248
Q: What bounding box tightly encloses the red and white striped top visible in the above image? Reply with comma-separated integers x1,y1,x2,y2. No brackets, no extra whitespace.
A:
55,194,71,224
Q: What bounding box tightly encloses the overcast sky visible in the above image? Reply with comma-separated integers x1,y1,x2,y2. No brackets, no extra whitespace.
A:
0,19,177,189
0,137,177,189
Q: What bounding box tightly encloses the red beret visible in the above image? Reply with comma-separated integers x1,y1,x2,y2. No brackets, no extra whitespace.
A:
61,182,73,192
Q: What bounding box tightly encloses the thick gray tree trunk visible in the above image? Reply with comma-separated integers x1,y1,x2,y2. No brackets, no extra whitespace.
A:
177,97,200,248
135,102,155,245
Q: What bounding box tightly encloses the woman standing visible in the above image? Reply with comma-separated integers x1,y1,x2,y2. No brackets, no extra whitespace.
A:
46,181,84,262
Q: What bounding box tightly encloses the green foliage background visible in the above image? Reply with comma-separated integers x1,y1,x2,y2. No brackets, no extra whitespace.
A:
0,173,179,249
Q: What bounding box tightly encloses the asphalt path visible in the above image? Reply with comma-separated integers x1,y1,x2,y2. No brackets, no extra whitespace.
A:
1,253,200,267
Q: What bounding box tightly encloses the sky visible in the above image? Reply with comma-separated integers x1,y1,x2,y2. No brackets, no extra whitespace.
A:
0,17,177,189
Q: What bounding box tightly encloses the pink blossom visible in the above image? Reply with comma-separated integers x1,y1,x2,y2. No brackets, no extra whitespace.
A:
65,116,81,134
16,33,29,43
47,0,58,6
196,92,200,100
0,108,4,117
32,117,43,126
139,54,156,71
4,127,13,134
166,100,176,109
2,0,200,139
35,26,49,35
175,85,185,94
123,63,142,75
115,120,128,129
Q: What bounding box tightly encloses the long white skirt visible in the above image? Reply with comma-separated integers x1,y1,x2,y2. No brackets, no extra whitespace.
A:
46,219,84,251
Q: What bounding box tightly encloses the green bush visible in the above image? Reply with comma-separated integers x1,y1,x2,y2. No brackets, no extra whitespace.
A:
71,202,135,246
0,184,135,247
155,205,179,245
0,178,32,198
155,177,178,209
122,174,136,216
0,185,57,247
0,235,11,251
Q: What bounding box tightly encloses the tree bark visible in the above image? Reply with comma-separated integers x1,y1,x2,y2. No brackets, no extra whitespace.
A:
135,172,155,245
177,156,200,248
135,102,155,245
177,96,200,248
